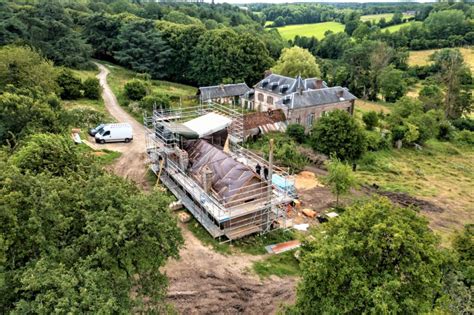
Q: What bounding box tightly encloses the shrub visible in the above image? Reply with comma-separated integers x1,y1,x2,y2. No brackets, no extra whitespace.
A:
83,78,101,100
364,130,390,151
286,124,306,143
455,130,474,145
124,79,147,101
437,121,454,141
140,92,171,112
452,117,474,132
57,70,82,100
60,108,106,128
10,133,82,176
362,111,378,130
311,110,367,163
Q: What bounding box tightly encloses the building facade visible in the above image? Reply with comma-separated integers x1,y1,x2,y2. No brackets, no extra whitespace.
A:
250,74,356,132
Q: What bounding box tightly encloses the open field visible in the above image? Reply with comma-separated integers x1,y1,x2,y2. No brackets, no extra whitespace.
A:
357,140,474,246
355,99,391,113
382,21,422,33
361,13,413,23
99,61,198,121
275,21,345,40
408,47,474,71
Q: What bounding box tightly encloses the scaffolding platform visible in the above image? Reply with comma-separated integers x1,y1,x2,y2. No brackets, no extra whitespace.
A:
145,102,292,240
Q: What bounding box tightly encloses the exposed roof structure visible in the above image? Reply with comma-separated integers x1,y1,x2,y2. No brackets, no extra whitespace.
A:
185,140,267,206
276,86,357,109
199,83,252,101
254,74,327,95
240,109,286,130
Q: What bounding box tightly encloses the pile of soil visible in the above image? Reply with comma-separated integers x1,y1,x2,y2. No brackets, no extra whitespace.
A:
365,185,445,213
294,171,324,191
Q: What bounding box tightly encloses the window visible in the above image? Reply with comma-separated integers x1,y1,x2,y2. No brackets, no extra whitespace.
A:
347,106,351,113
257,93,264,102
267,96,273,105
295,117,301,124
306,113,314,127
103,130,110,136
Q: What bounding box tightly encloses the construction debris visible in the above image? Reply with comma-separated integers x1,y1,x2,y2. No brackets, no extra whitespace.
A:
265,240,301,254
169,201,183,211
177,211,191,223
302,208,316,218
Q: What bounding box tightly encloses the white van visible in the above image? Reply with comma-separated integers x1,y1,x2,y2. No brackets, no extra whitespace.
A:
95,123,133,144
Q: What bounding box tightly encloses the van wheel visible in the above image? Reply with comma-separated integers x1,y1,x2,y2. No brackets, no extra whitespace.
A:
100,139,105,144
124,138,131,143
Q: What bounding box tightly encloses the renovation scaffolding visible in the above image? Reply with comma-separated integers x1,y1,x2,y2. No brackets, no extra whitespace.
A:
144,102,294,241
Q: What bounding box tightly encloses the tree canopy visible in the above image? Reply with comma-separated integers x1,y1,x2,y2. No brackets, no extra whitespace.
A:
272,46,320,78
311,110,367,163
293,197,445,314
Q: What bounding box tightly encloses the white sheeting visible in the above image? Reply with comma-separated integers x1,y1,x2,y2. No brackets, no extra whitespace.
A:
183,112,232,138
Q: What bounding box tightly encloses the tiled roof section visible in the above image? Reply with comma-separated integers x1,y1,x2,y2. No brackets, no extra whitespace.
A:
240,109,287,130
199,83,252,101
276,87,357,109
255,74,327,95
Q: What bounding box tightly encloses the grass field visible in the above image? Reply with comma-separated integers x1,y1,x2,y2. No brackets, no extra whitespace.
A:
361,13,413,24
382,21,422,33
357,140,474,246
408,47,474,71
275,21,345,41
355,99,391,114
101,61,198,121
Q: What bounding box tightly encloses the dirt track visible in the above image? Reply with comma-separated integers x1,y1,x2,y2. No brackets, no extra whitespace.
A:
95,63,151,189
95,63,297,314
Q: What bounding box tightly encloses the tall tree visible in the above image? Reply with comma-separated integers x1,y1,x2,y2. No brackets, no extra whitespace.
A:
272,46,320,78
115,20,173,79
378,66,407,102
431,48,473,119
293,197,445,314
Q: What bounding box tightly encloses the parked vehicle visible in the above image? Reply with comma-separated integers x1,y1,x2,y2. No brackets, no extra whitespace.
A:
88,124,105,136
95,123,133,144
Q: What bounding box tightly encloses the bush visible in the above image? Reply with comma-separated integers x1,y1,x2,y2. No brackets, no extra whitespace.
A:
57,70,82,100
60,108,106,128
455,130,474,145
311,110,367,163
452,117,474,132
365,130,390,151
83,78,101,100
10,133,82,176
286,124,306,143
124,79,147,101
140,92,171,112
362,111,378,130
437,121,454,141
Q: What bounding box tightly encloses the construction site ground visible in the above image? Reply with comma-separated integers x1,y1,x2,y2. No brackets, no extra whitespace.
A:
93,63,454,314
94,64,299,314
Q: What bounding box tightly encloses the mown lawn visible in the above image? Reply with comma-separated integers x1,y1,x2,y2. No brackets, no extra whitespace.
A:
275,21,345,41
357,140,474,246
408,47,474,71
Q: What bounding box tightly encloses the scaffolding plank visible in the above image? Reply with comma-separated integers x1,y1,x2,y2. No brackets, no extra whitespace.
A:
160,174,224,238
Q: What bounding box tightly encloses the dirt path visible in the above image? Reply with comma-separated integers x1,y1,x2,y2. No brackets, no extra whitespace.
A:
95,63,151,190
95,63,297,313
164,226,296,314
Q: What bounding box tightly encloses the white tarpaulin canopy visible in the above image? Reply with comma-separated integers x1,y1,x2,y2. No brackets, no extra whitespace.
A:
183,112,232,138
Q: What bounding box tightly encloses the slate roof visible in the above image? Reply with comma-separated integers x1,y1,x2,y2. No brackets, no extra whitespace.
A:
199,83,252,101
276,87,357,109
254,74,327,96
